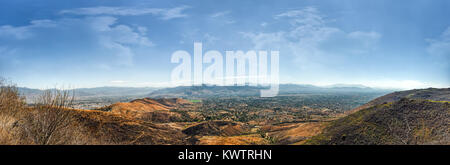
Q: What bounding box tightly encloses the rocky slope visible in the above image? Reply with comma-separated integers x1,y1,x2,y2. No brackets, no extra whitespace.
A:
305,88,450,145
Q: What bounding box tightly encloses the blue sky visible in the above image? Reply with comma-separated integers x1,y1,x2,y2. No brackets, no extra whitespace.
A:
0,0,449,89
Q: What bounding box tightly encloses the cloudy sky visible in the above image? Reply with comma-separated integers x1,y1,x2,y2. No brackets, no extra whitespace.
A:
0,0,449,89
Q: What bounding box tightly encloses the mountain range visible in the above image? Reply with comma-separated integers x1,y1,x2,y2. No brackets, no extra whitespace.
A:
18,86,159,101
147,84,392,98
18,84,392,99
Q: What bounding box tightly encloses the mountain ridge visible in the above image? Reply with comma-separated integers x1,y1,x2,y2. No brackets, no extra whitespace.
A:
305,88,450,145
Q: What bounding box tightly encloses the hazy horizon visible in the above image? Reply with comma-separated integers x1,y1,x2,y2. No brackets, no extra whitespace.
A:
1,0,449,89
15,82,442,91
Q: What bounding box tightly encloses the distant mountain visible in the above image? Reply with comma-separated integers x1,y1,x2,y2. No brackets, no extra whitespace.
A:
148,84,392,98
324,84,370,88
148,85,263,98
279,84,388,94
18,84,391,100
74,87,159,97
18,86,159,99
305,88,450,145
17,87,43,98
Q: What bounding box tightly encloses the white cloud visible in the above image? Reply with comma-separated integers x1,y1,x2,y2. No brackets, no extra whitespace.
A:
86,16,153,66
211,11,231,18
426,27,450,56
0,46,20,66
0,19,56,39
160,6,191,20
275,7,324,26
60,6,190,20
241,32,286,50
244,7,382,70
203,33,219,44
209,11,235,24
95,21,153,47
60,6,160,15
260,22,268,27
0,16,153,67
0,25,31,39
136,26,148,35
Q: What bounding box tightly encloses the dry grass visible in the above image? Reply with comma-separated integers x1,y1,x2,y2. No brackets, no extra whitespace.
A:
0,78,103,144
97,98,197,122
260,122,325,144
0,78,25,144
0,79,187,145
19,89,81,145
197,134,269,145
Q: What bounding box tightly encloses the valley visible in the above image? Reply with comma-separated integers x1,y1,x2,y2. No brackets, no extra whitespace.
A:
2,83,448,145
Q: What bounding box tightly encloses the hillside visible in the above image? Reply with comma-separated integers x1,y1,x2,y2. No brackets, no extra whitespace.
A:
305,88,450,145
347,88,450,113
1,100,188,144
97,98,194,122
182,121,249,136
69,109,188,144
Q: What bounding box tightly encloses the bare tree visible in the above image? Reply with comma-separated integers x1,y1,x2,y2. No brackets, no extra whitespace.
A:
21,89,76,145
0,78,25,144
0,78,25,116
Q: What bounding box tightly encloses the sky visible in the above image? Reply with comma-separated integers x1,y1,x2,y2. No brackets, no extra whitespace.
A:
0,0,449,89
